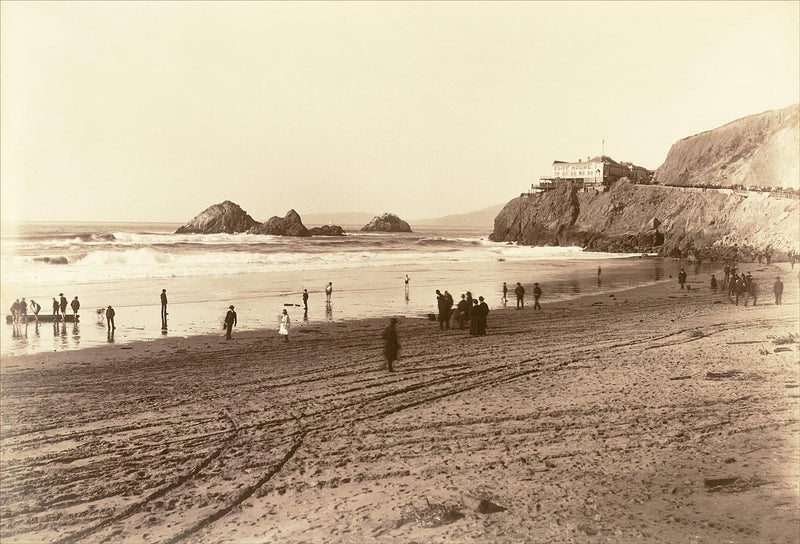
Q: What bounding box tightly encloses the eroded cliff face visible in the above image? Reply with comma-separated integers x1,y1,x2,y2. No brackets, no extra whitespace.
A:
656,104,799,189
490,180,799,260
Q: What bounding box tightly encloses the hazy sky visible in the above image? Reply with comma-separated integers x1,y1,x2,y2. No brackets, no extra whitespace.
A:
1,1,798,223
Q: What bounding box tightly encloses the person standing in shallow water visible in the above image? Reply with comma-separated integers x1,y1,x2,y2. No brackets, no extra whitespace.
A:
325,282,333,303
59,293,68,320
302,289,309,312
105,305,116,330
70,296,80,319
502,282,508,304
161,289,168,326
382,318,400,372
279,309,291,342
52,298,59,318
29,299,41,323
223,305,237,340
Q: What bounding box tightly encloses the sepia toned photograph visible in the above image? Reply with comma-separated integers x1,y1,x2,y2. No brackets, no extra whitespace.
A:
1,2,798,543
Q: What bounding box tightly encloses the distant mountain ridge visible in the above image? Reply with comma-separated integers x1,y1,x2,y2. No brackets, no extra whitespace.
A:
303,204,506,229
413,203,506,227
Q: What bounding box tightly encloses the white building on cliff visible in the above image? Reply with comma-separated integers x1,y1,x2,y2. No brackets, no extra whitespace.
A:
535,155,653,192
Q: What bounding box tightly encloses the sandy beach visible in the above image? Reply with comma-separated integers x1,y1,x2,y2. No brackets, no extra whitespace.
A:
1,265,798,543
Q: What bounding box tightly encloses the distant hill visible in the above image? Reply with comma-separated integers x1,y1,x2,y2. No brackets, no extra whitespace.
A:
656,103,799,189
304,204,506,229
413,203,506,227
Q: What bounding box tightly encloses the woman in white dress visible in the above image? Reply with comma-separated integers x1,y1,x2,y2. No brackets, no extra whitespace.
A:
279,309,291,342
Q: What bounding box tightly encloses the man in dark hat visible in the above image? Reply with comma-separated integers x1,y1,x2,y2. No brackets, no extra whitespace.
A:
382,318,399,372
224,305,237,340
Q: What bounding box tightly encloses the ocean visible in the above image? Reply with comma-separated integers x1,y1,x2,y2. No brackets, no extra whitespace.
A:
0,221,703,356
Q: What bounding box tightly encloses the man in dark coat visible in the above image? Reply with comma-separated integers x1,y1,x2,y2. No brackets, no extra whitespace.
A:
302,289,309,312
161,289,168,325
678,269,687,290
456,294,469,329
774,276,784,305
469,299,479,336
514,282,525,309
224,305,237,340
532,283,542,310
70,296,80,318
106,305,116,330
436,290,450,330
382,318,399,372
477,296,489,335
59,293,68,320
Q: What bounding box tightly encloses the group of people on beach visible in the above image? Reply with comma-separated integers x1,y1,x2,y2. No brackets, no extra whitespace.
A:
502,281,542,310
435,290,489,335
706,264,785,306
8,293,81,324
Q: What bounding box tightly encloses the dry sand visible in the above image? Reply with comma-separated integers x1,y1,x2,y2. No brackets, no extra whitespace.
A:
1,265,799,543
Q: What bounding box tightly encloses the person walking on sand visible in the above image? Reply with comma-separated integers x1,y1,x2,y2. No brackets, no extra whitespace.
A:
710,275,718,293
161,289,168,324
302,289,309,312
29,299,41,323
106,305,116,330
382,317,400,372
325,282,333,303
223,305,237,340
70,296,80,319
59,293,68,320
678,268,687,290
773,276,784,305
502,282,508,304
532,283,542,310
747,276,759,306
279,308,291,342
514,282,525,309
404,275,410,301
469,299,480,336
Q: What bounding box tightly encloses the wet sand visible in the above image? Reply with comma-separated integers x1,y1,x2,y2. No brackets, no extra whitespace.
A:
1,265,798,543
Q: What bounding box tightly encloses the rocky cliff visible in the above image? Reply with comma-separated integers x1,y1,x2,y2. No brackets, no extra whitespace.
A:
248,209,311,236
491,179,799,260
175,201,258,234
656,104,799,189
361,213,412,233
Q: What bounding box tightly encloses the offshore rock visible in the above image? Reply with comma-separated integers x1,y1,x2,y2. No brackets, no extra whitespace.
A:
309,225,346,236
175,200,258,234
248,209,311,237
360,213,412,233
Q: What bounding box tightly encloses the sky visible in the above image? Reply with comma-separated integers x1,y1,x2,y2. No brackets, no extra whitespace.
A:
1,1,798,224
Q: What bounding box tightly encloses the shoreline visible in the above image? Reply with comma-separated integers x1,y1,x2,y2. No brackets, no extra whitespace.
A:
1,264,798,543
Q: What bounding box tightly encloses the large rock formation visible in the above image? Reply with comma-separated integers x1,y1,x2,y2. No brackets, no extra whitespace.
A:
491,105,800,260
309,225,346,236
175,201,258,234
656,104,799,189
360,213,412,233
248,209,311,236
490,179,799,260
